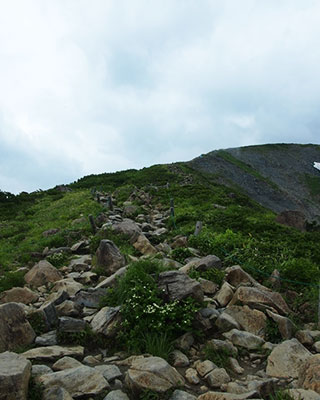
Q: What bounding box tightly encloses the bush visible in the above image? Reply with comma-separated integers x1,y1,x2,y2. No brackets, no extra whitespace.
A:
188,267,225,286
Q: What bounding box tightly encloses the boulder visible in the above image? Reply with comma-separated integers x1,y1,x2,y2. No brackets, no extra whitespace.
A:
43,386,73,400
206,368,231,388
287,389,320,400
225,306,266,337
35,331,57,346
74,288,109,308
266,310,295,339
215,312,240,332
94,364,122,382
223,329,265,350
68,255,92,272
52,356,83,371
90,306,121,337
298,354,320,394
51,278,83,297
133,234,157,255
58,317,87,332
266,339,312,378
0,287,38,305
199,278,219,295
170,389,197,400
95,240,126,276
195,360,217,377
112,219,142,241
0,351,31,400
171,350,190,368
32,364,53,376
229,286,290,315
125,356,184,393
24,260,62,287
0,302,35,351
56,300,82,317
157,270,204,302
215,282,234,307
95,266,127,289
38,366,109,398
22,345,84,361
180,255,222,274
104,390,130,400
185,368,200,384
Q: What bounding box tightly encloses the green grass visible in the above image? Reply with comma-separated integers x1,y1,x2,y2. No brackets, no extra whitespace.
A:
304,173,320,196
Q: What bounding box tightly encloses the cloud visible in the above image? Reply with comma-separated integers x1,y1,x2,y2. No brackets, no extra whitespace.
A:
1,0,320,193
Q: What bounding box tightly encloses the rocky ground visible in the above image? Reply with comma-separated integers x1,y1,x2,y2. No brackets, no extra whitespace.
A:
0,190,320,400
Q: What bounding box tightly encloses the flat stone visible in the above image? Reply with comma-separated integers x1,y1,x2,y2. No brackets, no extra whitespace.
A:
104,390,130,400
288,389,320,400
197,391,259,400
95,364,122,382
58,316,87,332
35,331,57,346
51,278,83,296
223,329,265,350
52,356,83,371
90,306,121,338
31,364,53,376
195,360,217,377
38,366,109,398
0,287,38,305
95,267,127,289
225,306,266,337
0,351,31,400
22,345,84,361
170,389,197,400
74,288,108,308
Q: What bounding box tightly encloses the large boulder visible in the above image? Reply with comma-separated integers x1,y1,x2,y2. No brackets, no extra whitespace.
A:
38,366,109,398
266,339,312,378
298,354,320,394
125,356,184,394
215,282,234,307
223,329,265,350
24,260,62,287
180,255,222,274
224,305,266,337
90,306,121,338
133,234,157,255
112,219,142,241
157,270,204,302
0,302,35,351
288,389,320,400
0,287,38,305
0,351,31,400
22,345,84,361
229,286,290,315
95,240,126,276
43,386,73,400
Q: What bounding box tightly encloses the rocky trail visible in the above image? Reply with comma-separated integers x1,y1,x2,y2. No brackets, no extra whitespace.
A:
0,188,320,400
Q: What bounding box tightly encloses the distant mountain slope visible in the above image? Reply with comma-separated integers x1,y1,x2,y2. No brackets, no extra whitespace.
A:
188,143,320,221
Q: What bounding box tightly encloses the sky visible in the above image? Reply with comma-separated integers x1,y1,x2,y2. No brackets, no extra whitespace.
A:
1,0,320,194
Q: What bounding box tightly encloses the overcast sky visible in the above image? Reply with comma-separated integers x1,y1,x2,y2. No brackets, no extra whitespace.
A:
1,0,320,193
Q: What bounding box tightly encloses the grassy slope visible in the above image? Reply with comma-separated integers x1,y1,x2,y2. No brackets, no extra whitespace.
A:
1,160,319,317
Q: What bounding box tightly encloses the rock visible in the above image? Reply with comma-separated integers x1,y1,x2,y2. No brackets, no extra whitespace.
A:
229,358,244,374
175,332,195,351
195,360,217,377
215,283,234,307
0,351,31,400
171,350,190,367
180,255,222,274
22,345,84,361
42,228,60,237
35,331,57,346
53,356,83,371
207,339,238,356
171,236,188,248
0,287,38,305
197,391,259,400
266,310,295,339
24,260,62,287
288,389,320,400
266,338,312,378
96,240,126,276
43,386,73,400
314,342,320,353
125,356,184,393
170,389,197,400
91,306,121,337
71,240,89,253
185,368,200,384
0,302,36,351
32,364,53,376
133,234,157,255
68,255,92,272
56,300,82,317
229,286,290,315
225,265,268,291
215,313,241,332
296,330,320,346
223,329,265,350
104,390,130,400
157,270,204,302
95,266,127,290
51,278,83,296
112,219,142,241
224,306,266,337
58,317,87,332
95,364,122,382
74,288,108,308
38,366,109,397
206,368,231,388
276,210,306,231
298,354,320,394
199,278,219,295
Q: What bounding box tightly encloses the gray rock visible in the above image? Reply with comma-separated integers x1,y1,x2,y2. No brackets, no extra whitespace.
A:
51,278,83,296
157,270,204,302
0,302,36,351
170,389,197,400
95,267,127,289
35,331,57,346
125,356,184,393
171,350,190,367
91,306,121,338
195,360,217,377
58,317,87,332
185,368,200,385
215,313,241,332
52,356,83,371
266,310,295,339
38,366,109,398
95,364,123,382
68,255,92,272
96,240,126,276
266,338,312,378
24,260,62,287
112,219,142,241
31,364,53,376
133,234,157,255
224,306,266,337
206,368,231,388
22,345,84,361
74,288,108,308
0,351,31,400
104,390,130,400
0,287,38,305
43,386,73,400
215,282,234,307
223,329,265,350
197,391,260,399
56,300,82,317
287,389,320,400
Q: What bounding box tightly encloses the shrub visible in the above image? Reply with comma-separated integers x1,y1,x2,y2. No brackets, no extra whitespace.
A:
265,318,282,344
188,267,225,286
171,247,194,264
0,270,25,293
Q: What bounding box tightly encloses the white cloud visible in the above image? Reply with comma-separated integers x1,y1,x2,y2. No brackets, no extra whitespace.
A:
0,0,320,193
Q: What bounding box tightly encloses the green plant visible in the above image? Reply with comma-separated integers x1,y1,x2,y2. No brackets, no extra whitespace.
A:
188,267,225,286
142,332,174,361
170,247,193,264
28,377,44,400
27,312,47,336
265,318,282,343
202,343,235,370
57,325,112,350
0,270,25,293
46,252,69,268
269,389,294,400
